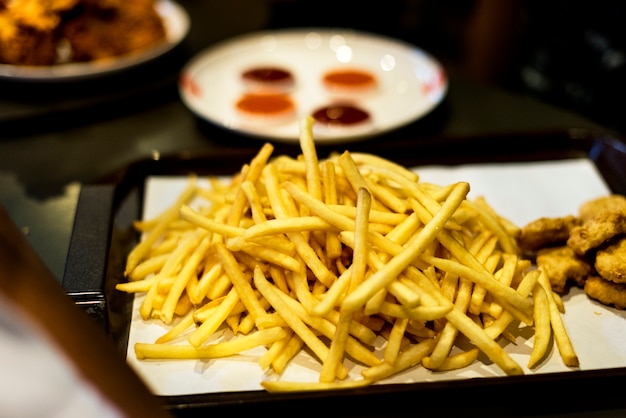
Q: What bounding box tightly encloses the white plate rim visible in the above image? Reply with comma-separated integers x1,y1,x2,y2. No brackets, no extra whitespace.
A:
0,0,190,81
179,28,448,144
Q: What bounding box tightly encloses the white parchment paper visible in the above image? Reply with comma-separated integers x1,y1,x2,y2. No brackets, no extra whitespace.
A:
126,158,626,396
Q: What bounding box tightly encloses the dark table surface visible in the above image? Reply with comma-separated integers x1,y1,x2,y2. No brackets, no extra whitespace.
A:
1,1,625,417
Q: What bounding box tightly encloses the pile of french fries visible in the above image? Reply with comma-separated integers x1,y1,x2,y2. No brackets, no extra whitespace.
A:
117,117,579,392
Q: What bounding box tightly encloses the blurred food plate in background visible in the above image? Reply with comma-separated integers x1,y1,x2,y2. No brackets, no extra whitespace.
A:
179,28,447,144
0,0,190,81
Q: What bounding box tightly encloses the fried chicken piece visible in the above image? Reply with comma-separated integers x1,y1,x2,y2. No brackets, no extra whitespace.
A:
594,235,626,284
0,13,57,65
0,0,165,65
567,195,626,255
61,0,166,62
584,275,626,310
517,215,581,253
0,0,79,65
6,0,78,31
536,245,592,294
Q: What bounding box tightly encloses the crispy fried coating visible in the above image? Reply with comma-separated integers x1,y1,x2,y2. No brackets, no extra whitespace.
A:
522,194,626,310
536,245,592,294
0,13,58,65
4,0,78,31
0,0,79,65
567,195,626,255
61,0,166,62
517,215,581,253
584,275,626,310
594,235,626,284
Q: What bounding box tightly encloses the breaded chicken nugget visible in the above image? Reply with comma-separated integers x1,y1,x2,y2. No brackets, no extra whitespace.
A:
584,275,626,310
567,195,626,255
594,235,626,284
517,215,581,253
536,245,592,294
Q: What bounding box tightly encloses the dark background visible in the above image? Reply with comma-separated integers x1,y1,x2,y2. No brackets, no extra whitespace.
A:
1,0,623,280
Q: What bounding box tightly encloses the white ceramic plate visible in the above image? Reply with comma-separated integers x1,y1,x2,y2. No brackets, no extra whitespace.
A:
179,29,447,143
0,0,190,81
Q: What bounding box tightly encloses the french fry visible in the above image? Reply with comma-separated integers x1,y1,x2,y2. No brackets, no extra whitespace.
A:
423,348,480,371
261,379,372,393
135,326,287,360
384,317,409,365
538,268,580,367
528,282,551,368
320,311,353,382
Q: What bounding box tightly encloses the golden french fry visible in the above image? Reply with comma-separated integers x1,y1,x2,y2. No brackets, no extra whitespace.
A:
423,348,479,371
384,317,409,365
299,116,323,202
261,379,372,393
538,268,579,367
225,142,274,227
320,311,353,382
351,187,371,292
179,204,243,238
136,326,287,359
528,282,551,368
242,216,334,238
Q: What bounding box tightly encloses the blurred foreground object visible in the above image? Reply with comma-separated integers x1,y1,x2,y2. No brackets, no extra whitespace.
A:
0,204,171,418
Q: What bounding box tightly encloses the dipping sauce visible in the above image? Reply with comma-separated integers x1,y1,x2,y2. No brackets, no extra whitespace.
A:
241,67,295,93
312,104,370,127
235,93,296,125
322,68,377,95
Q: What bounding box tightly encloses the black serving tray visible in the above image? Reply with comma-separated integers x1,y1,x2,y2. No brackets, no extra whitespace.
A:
63,129,626,417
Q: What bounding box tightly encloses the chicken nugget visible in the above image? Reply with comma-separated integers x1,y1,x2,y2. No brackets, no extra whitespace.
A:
517,215,580,253
536,245,592,294
584,275,626,310
594,235,626,284
567,195,626,255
